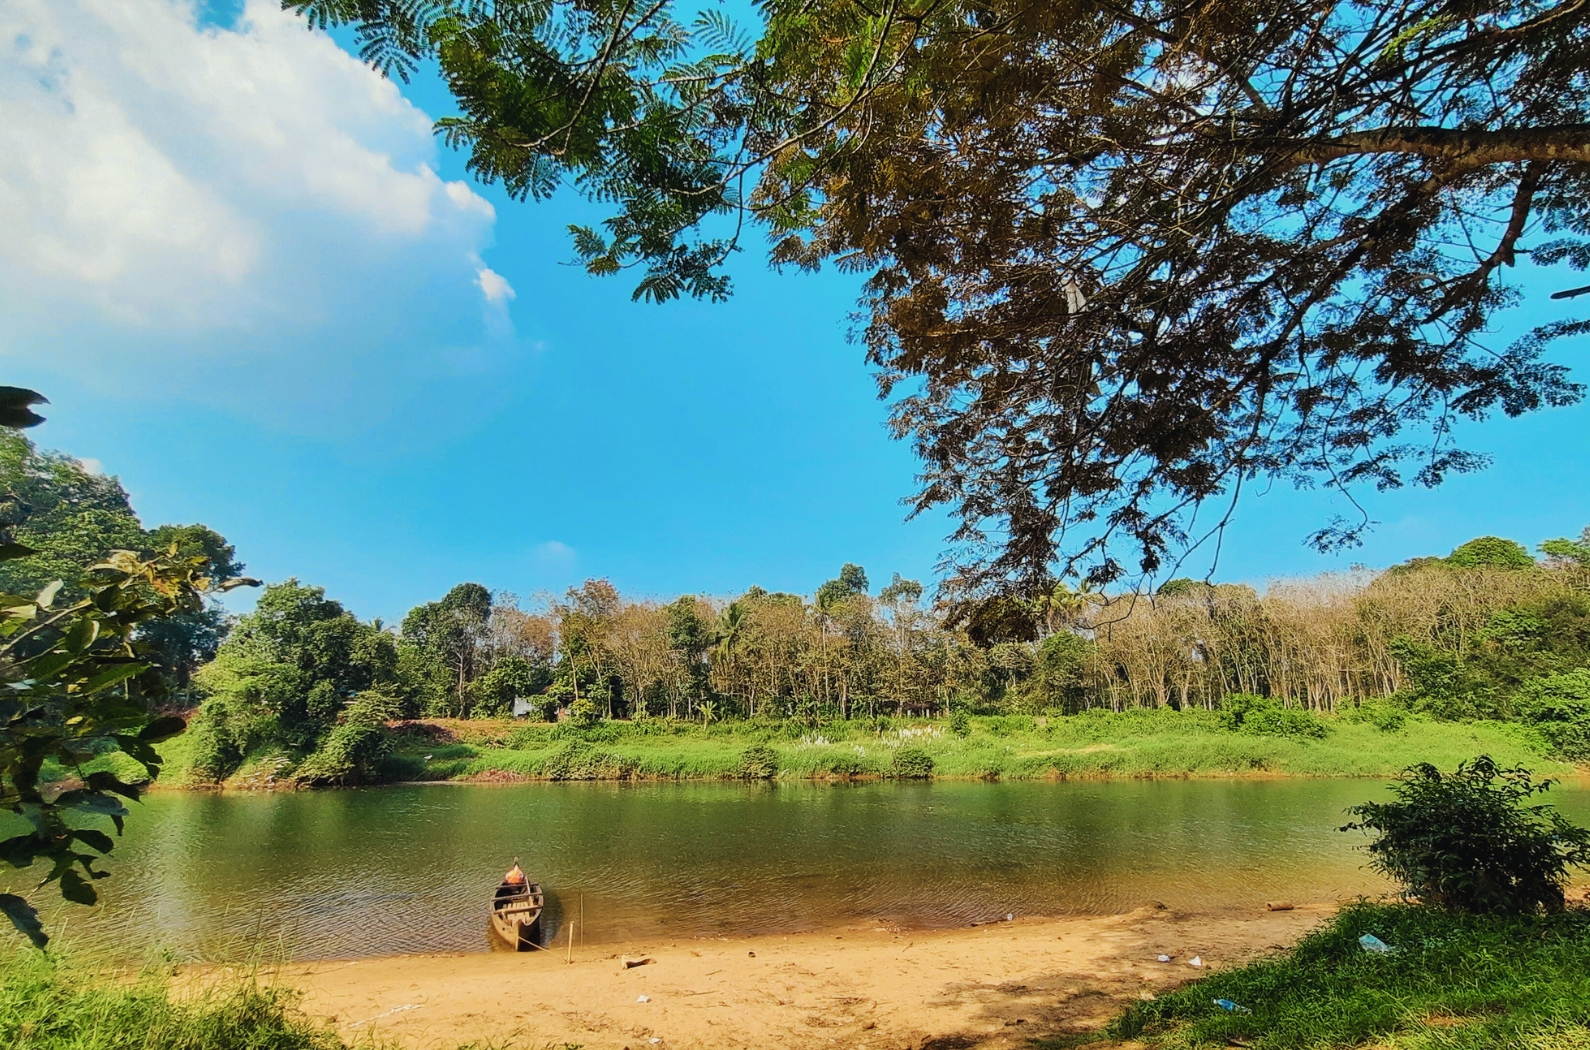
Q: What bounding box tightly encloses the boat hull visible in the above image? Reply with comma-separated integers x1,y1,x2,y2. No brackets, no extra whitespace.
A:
489,880,545,952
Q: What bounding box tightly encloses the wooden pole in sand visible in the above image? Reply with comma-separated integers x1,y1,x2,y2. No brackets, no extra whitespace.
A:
566,918,574,963
579,894,584,948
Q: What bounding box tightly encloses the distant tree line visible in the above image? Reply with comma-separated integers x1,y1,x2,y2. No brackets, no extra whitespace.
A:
8,428,1589,786
185,532,1590,783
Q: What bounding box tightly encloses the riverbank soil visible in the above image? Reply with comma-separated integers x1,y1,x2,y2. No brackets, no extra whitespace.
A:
270,903,1334,1050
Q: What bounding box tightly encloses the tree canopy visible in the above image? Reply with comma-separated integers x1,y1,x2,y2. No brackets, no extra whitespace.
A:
292,0,1590,592
0,433,245,692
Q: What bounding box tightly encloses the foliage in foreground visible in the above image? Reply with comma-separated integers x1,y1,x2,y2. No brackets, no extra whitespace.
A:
0,945,340,1050
0,549,254,947
1344,757,1590,914
1111,903,1590,1050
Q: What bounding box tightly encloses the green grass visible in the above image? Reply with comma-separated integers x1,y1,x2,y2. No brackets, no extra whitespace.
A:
0,944,343,1050
1106,902,1590,1050
376,708,1573,784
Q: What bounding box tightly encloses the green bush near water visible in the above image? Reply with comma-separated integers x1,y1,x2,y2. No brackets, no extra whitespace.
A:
0,946,340,1050
737,745,778,779
1343,757,1590,914
1109,903,1590,1050
891,746,935,778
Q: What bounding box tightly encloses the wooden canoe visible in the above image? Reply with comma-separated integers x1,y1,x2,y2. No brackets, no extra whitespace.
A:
490,877,545,951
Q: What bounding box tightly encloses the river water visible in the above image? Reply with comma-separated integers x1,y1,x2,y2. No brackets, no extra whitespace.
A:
13,778,1590,961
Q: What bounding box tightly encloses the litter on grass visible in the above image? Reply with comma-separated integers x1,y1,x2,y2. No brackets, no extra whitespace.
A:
1214,999,1252,1014
1359,933,1398,954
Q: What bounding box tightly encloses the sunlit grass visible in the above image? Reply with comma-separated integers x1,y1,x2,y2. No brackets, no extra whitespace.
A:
380,710,1572,783
1104,902,1590,1050
0,943,344,1050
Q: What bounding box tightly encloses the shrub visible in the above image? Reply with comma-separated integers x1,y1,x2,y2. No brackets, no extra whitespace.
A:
185,692,276,783
891,747,935,778
1341,698,1408,733
568,694,601,727
293,692,397,786
1514,669,1590,760
1218,694,1328,738
539,741,637,780
737,745,779,779
948,710,972,737
1342,756,1590,914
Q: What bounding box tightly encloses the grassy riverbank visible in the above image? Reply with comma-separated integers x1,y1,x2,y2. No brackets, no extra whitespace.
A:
0,946,338,1050
149,707,1577,788
1106,902,1590,1050
385,708,1572,783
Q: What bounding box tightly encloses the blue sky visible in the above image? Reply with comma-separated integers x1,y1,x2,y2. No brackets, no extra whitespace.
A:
1,0,1587,623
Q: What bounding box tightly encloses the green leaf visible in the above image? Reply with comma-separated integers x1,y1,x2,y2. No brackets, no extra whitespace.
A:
137,715,186,743
62,615,99,654
35,580,62,608
0,833,43,868
78,662,146,694
72,828,115,854
84,771,144,801
68,793,129,821
58,868,97,906
0,894,46,948
23,649,75,682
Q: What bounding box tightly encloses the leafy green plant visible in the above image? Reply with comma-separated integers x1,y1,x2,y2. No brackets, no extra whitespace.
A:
891,746,934,779
0,548,255,945
737,744,778,779
293,692,398,786
1514,670,1590,760
1342,756,1590,914
1218,694,1328,739
540,741,637,780
948,710,972,737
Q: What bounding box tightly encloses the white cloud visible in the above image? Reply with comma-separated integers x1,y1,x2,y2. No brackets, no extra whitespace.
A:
0,0,503,365
476,267,517,304
530,541,577,573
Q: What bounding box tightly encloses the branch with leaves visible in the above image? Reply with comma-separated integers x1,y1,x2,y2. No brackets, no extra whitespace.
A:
288,0,1590,593
0,385,258,946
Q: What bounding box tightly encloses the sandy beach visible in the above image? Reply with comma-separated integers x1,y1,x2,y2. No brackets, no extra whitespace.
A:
260,902,1337,1050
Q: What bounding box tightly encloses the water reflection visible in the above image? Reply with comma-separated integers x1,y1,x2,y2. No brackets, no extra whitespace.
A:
9,779,1587,961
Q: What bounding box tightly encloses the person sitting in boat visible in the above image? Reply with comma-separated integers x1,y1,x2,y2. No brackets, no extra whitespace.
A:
496,862,529,900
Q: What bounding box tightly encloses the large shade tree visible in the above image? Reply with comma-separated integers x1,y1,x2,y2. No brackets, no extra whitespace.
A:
293,0,1590,591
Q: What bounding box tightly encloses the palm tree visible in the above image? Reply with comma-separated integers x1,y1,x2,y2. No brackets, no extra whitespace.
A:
714,601,750,712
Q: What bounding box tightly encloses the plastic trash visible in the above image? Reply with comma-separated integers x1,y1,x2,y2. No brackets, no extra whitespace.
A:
636,995,650,1003
1189,955,1204,968
1157,954,1172,963
1358,933,1397,954
1214,999,1251,1014
1006,913,1015,921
